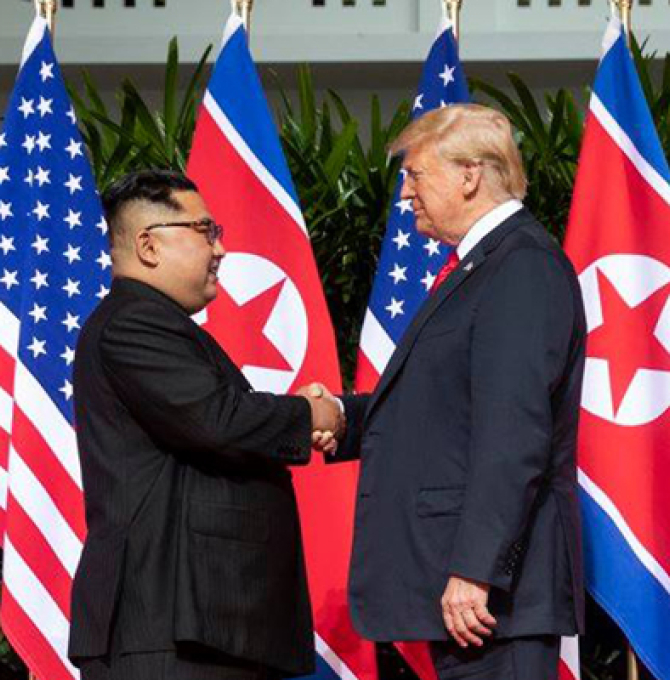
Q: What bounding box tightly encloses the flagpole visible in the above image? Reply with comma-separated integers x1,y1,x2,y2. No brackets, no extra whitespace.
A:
608,0,641,655
617,5,638,680
233,0,254,38
614,0,632,45
444,0,463,41
36,0,58,35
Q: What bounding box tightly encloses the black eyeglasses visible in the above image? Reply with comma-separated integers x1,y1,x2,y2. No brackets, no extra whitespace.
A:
144,218,223,246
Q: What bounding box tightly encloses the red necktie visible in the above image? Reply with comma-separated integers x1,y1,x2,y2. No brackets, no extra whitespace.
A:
430,249,460,294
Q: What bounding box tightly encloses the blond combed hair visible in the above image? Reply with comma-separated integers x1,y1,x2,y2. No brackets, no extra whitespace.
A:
390,104,527,201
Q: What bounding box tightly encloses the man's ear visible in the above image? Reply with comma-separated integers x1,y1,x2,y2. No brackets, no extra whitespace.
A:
462,160,484,199
135,229,160,268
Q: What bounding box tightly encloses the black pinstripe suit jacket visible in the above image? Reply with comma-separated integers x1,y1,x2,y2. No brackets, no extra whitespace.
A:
68,277,315,676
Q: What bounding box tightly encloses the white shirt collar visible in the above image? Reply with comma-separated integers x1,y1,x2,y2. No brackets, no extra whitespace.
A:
456,199,523,260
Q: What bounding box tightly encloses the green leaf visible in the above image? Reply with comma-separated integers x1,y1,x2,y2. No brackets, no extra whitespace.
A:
324,120,359,184
298,64,317,141
508,73,548,146
162,37,180,161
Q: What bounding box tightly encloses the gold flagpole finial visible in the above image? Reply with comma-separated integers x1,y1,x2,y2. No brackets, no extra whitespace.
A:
233,0,255,37
613,0,633,42
444,0,463,42
35,0,58,35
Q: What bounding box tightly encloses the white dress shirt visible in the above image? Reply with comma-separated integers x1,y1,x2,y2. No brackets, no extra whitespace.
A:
456,199,523,260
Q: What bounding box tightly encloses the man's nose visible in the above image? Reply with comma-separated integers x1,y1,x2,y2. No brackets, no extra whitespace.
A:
213,238,226,258
400,177,414,200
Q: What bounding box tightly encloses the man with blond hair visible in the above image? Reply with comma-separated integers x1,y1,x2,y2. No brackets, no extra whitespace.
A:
311,104,586,680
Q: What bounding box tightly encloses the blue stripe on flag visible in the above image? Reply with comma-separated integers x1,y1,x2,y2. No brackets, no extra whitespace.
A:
581,488,670,680
594,29,670,184
206,25,301,208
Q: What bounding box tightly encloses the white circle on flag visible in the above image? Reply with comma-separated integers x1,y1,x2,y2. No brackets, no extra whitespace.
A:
579,253,670,426
217,252,308,394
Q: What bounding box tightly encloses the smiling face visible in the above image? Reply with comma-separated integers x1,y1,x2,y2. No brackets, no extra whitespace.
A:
400,144,474,246
130,190,225,314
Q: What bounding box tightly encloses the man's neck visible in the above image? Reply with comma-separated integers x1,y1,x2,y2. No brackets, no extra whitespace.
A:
456,199,524,260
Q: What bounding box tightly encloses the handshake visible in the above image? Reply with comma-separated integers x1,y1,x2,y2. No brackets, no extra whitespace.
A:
296,383,344,455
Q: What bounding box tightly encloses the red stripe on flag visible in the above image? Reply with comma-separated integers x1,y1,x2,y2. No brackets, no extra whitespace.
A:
1,586,74,680
0,348,16,395
396,642,438,680
566,113,670,268
354,349,381,393
11,408,85,541
0,346,13,540
559,657,578,680
4,493,73,617
0,427,10,461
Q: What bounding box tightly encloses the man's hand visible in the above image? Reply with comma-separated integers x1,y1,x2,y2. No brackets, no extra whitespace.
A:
441,576,497,648
296,383,344,453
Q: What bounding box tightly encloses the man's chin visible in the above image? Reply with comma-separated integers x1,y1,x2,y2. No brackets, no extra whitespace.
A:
203,284,218,305
415,222,435,239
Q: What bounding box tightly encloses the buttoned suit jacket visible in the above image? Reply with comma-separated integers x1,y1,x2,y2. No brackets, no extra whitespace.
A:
338,208,586,642
68,278,315,676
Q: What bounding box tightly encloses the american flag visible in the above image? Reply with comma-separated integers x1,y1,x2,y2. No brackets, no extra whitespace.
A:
0,16,110,680
355,13,580,680
354,15,468,390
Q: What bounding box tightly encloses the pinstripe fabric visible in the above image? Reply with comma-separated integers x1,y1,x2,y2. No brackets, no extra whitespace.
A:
80,644,281,680
69,277,315,676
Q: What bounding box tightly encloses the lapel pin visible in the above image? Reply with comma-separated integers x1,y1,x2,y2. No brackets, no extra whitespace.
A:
464,262,474,272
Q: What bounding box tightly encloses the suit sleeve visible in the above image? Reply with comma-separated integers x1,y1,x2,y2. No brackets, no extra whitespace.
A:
448,247,576,591
99,299,312,465
325,394,370,463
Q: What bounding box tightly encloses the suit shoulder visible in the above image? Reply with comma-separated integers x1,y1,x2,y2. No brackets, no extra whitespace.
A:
79,288,195,356
500,219,577,278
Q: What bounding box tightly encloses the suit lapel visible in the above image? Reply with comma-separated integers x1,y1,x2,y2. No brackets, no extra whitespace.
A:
364,208,536,423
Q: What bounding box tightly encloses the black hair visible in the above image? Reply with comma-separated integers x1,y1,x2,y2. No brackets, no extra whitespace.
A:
102,169,198,244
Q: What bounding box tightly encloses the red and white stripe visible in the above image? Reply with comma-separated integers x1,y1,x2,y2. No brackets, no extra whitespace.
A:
0,264,83,676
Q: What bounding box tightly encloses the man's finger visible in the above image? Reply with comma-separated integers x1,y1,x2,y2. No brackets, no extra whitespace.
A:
473,603,497,628
309,383,324,398
451,611,479,647
462,608,492,637
323,437,338,454
443,611,466,648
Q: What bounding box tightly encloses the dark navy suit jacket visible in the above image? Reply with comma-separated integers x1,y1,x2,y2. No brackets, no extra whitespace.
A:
338,208,586,642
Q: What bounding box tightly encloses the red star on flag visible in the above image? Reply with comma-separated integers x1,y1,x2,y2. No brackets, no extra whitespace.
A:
587,269,670,415
215,280,293,372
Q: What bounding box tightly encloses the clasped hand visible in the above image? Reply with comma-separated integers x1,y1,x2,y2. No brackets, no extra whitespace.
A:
296,383,343,455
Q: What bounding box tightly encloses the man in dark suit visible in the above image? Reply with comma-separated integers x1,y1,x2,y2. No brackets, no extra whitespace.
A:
311,104,586,680
68,170,342,680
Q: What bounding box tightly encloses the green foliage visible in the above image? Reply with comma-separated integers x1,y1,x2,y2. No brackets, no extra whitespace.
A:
65,34,670,384
276,66,410,384
67,38,212,191
469,75,584,242
0,631,25,679
6,32,670,680
470,30,670,244
631,33,670,158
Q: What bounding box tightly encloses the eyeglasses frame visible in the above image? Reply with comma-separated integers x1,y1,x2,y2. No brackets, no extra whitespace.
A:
143,218,223,246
